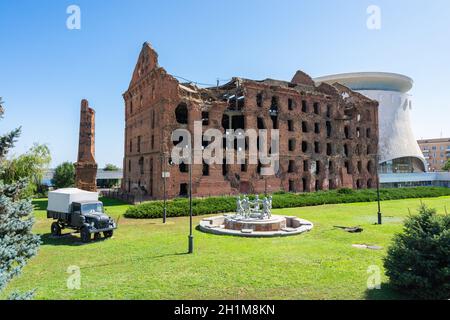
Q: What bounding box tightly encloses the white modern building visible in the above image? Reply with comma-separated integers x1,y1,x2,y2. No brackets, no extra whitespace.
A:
315,72,426,174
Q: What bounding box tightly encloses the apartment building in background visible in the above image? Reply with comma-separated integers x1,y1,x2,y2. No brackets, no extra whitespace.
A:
418,138,450,171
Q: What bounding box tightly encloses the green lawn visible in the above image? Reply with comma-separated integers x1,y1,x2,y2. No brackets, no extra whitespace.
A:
3,196,450,300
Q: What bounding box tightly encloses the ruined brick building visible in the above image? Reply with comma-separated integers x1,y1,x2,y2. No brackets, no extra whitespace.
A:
122,43,379,199
75,99,97,192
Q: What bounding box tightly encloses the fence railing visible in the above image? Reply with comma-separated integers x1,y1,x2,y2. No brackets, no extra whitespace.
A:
100,189,150,205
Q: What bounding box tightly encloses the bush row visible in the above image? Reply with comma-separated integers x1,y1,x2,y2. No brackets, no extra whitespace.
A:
123,187,450,219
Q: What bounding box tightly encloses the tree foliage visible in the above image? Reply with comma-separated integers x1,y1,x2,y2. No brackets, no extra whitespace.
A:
0,98,41,299
103,163,120,172
384,205,450,299
2,143,51,197
443,159,450,172
51,162,75,189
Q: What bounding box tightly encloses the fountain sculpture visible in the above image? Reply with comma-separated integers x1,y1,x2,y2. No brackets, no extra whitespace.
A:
199,195,313,237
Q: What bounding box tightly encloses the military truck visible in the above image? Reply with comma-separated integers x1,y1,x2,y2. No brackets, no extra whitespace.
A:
47,188,117,243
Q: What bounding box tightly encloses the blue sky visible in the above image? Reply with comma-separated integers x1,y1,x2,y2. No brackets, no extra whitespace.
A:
1,0,449,167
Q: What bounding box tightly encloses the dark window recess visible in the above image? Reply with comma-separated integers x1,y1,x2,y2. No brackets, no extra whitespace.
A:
241,162,248,172
270,96,279,113
314,123,320,134
222,163,229,176
202,112,209,126
302,178,308,192
302,100,308,112
151,135,154,150
137,136,142,153
313,103,320,115
303,160,309,172
358,161,363,173
315,180,321,191
345,161,352,174
344,144,350,157
139,157,144,175
289,139,296,151
367,161,374,174
289,180,295,192
316,161,321,174
256,93,263,108
288,120,294,132
327,143,332,156
326,105,332,118
179,163,188,173
302,141,308,153
128,160,132,172
271,115,279,129
302,121,308,133
129,139,133,153
288,160,295,173
344,126,351,139
175,103,188,124
326,121,332,138
329,179,335,190
257,161,262,175
366,128,371,138
203,161,210,176
328,160,334,173
314,142,320,153
257,117,265,130
288,99,294,111
179,183,188,197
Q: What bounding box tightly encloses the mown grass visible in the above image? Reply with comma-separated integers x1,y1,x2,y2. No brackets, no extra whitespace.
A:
2,195,450,300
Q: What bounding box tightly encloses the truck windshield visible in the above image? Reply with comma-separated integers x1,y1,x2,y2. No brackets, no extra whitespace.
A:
81,203,104,214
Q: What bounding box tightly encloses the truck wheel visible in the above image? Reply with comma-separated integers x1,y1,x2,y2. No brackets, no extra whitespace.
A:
80,227,91,243
104,230,114,238
51,222,61,237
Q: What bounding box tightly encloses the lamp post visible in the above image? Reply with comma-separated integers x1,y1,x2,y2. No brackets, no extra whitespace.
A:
188,151,194,254
376,154,382,225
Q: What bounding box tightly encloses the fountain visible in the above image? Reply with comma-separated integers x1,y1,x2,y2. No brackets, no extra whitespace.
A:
199,195,313,237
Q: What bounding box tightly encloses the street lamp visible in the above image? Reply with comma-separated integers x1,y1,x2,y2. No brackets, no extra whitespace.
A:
188,151,194,254
376,153,382,225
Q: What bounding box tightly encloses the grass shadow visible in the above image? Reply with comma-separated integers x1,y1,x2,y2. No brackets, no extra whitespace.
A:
365,283,411,300
40,233,109,247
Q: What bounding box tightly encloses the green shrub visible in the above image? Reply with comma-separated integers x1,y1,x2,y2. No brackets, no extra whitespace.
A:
124,187,450,219
384,205,450,300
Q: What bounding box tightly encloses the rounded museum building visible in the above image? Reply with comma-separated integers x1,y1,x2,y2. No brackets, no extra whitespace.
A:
315,72,426,173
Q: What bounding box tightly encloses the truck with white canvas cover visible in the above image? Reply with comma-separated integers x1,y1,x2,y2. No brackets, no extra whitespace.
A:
47,188,117,242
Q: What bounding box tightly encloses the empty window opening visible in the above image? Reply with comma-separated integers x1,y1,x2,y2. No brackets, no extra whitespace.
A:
289,139,296,152
289,180,295,192
314,142,320,153
302,121,309,133
302,141,308,153
288,160,295,173
303,160,309,172
314,123,320,134
344,144,350,157
327,143,332,156
344,126,351,139
137,136,142,153
257,117,265,130
139,157,144,175
202,112,210,126
328,160,334,173
203,161,210,176
313,103,320,115
271,115,279,129
288,99,294,111
316,161,321,174
179,162,188,173
270,96,279,113
256,93,263,108
366,128,371,138
179,183,188,197
326,105,332,118
326,121,332,138
302,177,308,192
222,163,229,176
288,120,294,132
358,161,363,173
302,100,308,112
175,103,189,124
315,180,321,191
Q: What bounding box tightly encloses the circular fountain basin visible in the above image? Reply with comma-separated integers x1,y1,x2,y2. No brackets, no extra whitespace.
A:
199,215,313,238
